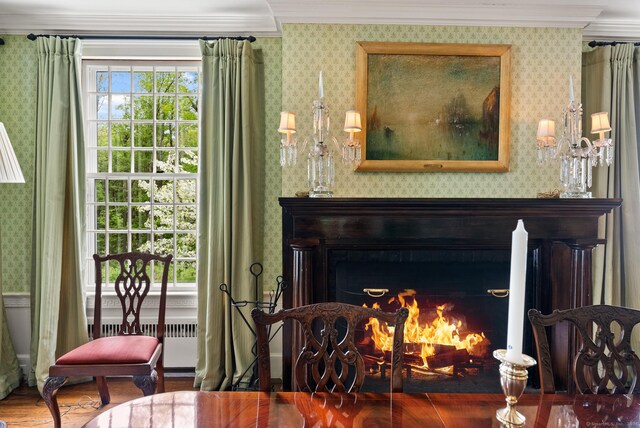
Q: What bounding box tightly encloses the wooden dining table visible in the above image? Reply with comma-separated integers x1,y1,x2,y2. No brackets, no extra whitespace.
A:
84,391,640,427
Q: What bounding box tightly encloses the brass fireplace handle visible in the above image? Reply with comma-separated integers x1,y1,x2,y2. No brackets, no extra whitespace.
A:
363,288,389,298
487,289,510,298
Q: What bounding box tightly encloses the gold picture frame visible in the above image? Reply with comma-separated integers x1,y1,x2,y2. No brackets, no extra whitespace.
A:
355,41,511,172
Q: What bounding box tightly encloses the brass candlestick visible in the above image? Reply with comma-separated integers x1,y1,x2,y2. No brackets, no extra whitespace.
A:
493,349,537,426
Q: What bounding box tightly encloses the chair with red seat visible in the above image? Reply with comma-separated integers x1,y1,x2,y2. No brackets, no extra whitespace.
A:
42,252,172,428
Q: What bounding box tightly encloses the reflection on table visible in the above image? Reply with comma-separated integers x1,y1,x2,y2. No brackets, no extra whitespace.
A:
84,391,640,428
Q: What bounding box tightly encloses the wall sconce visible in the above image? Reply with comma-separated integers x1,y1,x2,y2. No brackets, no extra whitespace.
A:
534,77,613,198
342,110,362,166
278,111,300,167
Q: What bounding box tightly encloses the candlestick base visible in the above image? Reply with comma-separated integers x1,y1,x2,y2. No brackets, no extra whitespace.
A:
493,349,537,427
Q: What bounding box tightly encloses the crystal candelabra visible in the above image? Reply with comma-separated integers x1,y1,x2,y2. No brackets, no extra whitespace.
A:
308,98,335,197
536,79,613,198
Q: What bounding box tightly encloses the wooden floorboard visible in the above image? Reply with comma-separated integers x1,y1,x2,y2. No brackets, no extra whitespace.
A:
0,377,198,427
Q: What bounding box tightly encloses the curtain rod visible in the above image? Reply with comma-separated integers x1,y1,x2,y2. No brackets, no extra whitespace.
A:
588,40,640,47
26,33,256,42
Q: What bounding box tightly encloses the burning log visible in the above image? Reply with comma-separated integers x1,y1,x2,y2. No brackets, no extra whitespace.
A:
426,348,470,369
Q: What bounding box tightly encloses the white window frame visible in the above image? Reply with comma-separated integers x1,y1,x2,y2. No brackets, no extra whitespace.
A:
82,51,201,293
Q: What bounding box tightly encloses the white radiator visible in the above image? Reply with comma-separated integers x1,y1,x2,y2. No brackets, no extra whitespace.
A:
87,321,198,368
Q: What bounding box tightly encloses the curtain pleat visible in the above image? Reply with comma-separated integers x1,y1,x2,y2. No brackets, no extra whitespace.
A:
194,39,265,391
29,37,88,391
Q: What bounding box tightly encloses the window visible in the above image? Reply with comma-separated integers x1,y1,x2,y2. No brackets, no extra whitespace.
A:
84,61,200,290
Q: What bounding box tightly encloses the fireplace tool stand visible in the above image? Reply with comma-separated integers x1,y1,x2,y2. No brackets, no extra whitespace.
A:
219,262,287,391
493,349,537,426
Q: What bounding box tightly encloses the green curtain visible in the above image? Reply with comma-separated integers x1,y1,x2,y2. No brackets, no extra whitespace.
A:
584,45,640,314
194,39,265,391
29,37,88,391
0,280,21,399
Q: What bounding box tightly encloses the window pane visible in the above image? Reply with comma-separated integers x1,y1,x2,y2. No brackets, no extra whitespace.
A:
133,95,153,120
112,150,131,173
133,70,153,93
154,234,174,256
111,71,131,93
133,123,153,147
153,180,173,203
96,71,108,92
156,150,176,173
108,179,128,202
157,96,175,120
97,150,109,173
131,206,150,230
96,233,106,254
132,232,151,252
154,261,174,284
176,206,196,229
97,95,108,119
111,95,130,119
178,123,198,148
156,123,176,147
96,206,106,229
156,71,176,93
176,179,196,203
153,206,173,230
108,233,128,254
107,260,120,282
97,122,108,147
179,150,198,173
131,180,151,203
108,206,128,230
133,150,153,173
178,95,198,120
176,233,196,258
111,123,131,147
94,179,106,202
178,71,198,93
176,261,196,283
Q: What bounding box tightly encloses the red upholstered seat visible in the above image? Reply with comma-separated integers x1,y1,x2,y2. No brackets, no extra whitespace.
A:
56,336,159,365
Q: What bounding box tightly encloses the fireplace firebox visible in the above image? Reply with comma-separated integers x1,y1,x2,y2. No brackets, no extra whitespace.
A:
279,198,620,392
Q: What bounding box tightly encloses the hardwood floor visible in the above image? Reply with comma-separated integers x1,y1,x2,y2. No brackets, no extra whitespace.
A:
0,377,198,427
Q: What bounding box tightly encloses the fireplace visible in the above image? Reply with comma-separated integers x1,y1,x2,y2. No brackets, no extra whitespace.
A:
279,198,620,392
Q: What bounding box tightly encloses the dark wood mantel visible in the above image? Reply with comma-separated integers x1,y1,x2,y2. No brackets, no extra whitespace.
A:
279,197,621,390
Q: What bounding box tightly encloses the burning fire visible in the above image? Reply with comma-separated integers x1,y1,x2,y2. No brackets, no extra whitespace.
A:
364,289,490,368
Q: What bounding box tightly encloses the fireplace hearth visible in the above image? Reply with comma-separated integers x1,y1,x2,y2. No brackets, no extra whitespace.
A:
279,198,620,392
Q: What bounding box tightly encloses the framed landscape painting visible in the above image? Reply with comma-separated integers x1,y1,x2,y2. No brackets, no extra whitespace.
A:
355,42,511,172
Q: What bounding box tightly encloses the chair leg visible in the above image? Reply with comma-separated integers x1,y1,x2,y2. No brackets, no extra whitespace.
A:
96,376,111,405
42,376,67,428
156,358,165,393
133,370,158,396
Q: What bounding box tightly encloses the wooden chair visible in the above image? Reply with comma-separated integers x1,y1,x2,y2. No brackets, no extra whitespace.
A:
42,252,172,428
528,305,640,394
251,302,409,392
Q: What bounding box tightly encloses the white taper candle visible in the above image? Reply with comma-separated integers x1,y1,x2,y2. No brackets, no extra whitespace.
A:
505,219,528,365
569,75,574,103
319,71,324,99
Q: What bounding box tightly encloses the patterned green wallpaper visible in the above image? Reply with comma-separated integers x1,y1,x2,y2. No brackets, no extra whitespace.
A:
0,25,583,293
0,35,36,294
280,24,582,197
253,37,283,290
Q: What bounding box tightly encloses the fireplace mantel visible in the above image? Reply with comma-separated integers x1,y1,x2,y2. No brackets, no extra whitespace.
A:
279,197,621,390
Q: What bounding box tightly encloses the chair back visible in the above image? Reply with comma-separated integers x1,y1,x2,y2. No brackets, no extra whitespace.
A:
93,252,172,341
252,302,409,393
528,305,640,394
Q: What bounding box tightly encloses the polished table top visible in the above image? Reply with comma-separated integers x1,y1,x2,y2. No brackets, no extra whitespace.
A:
84,391,640,428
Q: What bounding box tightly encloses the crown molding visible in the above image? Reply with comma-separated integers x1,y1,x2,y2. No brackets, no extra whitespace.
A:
583,20,640,40
0,13,280,36
268,1,604,28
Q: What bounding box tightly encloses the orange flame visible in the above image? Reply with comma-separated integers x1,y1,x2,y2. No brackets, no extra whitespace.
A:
364,290,490,368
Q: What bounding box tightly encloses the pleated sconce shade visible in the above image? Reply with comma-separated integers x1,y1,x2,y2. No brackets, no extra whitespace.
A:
0,122,25,183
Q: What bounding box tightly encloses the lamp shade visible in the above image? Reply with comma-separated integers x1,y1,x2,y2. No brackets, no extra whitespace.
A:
0,122,25,183
591,112,611,134
278,111,296,134
344,110,362,132
536,119,555,138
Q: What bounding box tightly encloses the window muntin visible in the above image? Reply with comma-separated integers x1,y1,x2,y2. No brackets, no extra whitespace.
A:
84,61,200,289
